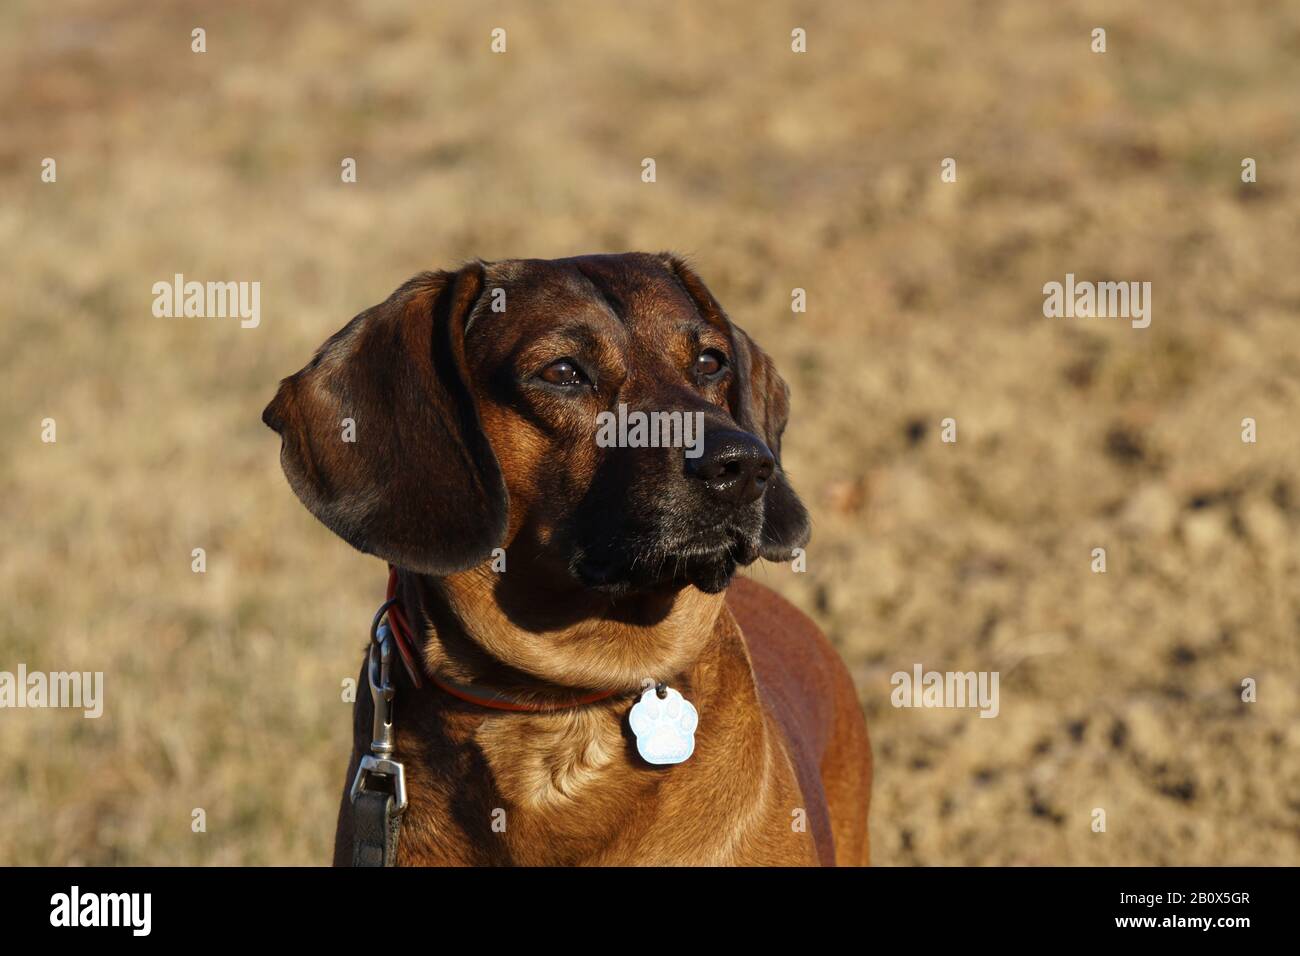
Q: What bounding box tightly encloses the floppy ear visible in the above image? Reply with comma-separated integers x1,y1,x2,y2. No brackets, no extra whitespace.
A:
262,264,508,576
662,256,811,560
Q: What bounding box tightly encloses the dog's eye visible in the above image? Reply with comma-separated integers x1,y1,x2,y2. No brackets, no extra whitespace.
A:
539,359,589,388
695,349,727,380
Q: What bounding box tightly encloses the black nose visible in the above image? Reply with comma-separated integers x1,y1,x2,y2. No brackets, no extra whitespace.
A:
687,429,775,506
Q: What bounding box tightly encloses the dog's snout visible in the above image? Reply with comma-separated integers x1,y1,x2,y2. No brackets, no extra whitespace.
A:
687,429,775,506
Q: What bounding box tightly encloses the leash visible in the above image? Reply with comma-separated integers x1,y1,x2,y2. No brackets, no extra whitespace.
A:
348,596,409,867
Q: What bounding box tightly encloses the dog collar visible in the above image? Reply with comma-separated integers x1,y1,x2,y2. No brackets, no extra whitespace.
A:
382,567,621,713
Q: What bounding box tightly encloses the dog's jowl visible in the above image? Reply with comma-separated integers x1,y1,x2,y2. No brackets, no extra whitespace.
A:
263,252,872,866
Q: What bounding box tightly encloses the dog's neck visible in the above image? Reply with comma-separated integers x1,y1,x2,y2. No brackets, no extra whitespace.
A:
380,569,780,865
396,566,728,699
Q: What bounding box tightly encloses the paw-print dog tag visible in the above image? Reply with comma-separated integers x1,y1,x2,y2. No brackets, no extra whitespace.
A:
629,685,698,765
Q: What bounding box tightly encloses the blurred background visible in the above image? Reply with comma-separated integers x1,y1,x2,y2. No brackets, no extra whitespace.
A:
2,0,1298,865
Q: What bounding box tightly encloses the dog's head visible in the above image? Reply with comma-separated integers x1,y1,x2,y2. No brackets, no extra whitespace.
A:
263,253,809,597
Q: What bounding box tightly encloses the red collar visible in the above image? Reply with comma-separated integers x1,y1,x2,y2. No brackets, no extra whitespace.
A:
384,567,621,713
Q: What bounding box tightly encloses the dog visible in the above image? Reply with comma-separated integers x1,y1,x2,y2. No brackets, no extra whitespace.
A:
262,252,872,865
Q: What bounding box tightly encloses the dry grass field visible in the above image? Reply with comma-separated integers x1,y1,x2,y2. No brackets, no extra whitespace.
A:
2,0,1298,865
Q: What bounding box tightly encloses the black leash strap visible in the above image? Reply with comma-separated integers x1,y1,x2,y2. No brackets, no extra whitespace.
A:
350,601,408,867
352,788,402,867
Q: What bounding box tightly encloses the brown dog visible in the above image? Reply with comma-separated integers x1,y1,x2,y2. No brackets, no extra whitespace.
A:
263,253,871,865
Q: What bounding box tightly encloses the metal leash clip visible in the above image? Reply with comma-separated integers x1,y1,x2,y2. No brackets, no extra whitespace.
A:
349,598,408,812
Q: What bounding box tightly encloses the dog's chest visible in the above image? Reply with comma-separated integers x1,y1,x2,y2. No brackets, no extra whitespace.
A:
391,703,821,866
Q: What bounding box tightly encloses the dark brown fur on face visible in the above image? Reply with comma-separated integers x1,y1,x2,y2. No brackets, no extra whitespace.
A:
263,252,872,865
